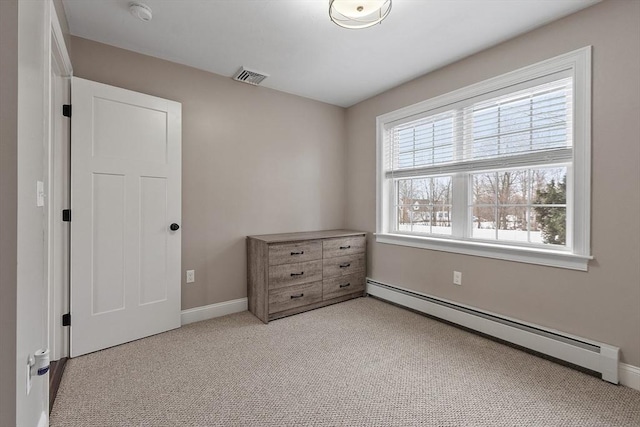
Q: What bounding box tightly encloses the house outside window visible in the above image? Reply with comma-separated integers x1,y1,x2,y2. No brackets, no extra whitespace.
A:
376,47,592,270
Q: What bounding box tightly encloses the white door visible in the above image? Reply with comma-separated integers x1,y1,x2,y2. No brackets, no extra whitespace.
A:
70,77,182,357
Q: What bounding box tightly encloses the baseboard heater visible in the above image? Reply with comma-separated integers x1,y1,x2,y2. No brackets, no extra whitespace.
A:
366,279,619,384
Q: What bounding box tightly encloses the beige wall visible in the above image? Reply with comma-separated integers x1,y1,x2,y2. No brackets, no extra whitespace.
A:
70,37,347,310
0,0,18,423
346,0,640,366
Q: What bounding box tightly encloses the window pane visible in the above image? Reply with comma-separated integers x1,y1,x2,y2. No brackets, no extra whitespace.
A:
433,143,454,164
496,170,528,205
531,168,567,205
471,206,496,240
395,176,451,236
532,167,567,246
471,167,567,246
531,127,568,151
472,107,498,139
472,172,496,205
531,90,570,130
431,176,452,235
413,149,433,167
500,132,531,156
497,206,528,242
466,79,572,162
531,207,566,245
498,98,531,134
397,179,416,232
392,113,455,170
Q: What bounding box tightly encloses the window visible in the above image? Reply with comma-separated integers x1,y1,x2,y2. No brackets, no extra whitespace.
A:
376,48,592,270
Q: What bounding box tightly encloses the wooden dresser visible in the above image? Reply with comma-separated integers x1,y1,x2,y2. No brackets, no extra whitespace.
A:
247,230,366,323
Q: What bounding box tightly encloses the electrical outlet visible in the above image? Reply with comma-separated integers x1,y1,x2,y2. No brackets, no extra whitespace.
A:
186,270,195,283
453,271,462,285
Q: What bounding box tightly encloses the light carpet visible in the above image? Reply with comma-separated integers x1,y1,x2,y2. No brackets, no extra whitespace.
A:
50,297,640,426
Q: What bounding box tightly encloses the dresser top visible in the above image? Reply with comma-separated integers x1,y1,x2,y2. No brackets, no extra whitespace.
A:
247,229,366,244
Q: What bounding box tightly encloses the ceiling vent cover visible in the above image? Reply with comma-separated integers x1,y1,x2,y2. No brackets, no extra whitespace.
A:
232,67,269,86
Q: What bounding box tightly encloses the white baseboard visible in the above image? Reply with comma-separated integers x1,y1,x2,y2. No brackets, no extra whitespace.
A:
181,298,248,325
366,278,621,384
619,363,640,391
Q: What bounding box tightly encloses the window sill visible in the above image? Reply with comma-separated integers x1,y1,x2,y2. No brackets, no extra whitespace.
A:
375,233,592,271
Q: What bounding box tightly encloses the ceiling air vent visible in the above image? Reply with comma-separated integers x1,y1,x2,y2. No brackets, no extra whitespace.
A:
232,67,269,86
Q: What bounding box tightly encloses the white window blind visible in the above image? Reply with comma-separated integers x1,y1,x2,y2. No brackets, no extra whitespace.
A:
385,75,573,179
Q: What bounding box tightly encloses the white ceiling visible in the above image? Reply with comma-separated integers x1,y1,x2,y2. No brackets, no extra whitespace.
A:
61,0,599,107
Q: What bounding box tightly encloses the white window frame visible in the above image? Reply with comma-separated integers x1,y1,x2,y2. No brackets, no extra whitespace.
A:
376,47,592,271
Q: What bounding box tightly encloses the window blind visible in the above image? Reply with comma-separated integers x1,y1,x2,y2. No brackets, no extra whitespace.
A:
385,76,573,179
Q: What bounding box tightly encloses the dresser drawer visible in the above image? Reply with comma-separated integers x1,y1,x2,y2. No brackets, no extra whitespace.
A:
323,254,365,278
322,236,365,259
269,260,323,289
268,241,322,266
268,281,323,314
322,273,365,300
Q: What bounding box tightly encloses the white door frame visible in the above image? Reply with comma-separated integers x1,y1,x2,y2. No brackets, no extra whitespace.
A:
48,0,73,362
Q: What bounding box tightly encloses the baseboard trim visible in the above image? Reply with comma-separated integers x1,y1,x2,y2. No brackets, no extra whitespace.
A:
181,298,248,325
49,357,68,414
366,278,621,384
619,363,640,391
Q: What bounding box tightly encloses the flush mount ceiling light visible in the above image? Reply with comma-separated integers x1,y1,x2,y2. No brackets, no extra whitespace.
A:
129,2,153,22
329,0,392,29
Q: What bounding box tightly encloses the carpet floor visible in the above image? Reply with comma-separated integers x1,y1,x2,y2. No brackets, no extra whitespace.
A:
50,297,640,426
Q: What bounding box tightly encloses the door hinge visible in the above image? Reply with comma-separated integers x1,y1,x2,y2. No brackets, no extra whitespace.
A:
62,209,71,222
62,313,71,327
62,104,71,117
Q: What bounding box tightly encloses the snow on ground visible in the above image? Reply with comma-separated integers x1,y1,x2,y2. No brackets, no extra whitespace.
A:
398,224,545,244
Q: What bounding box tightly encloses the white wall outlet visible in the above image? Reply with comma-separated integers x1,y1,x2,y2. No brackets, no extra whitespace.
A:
186,270,195,283
453,271,462,285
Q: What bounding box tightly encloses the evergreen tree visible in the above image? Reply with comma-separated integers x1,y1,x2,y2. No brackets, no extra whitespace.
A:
534,176,566,245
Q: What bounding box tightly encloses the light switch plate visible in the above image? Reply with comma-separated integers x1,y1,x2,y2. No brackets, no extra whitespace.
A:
453,271,462,285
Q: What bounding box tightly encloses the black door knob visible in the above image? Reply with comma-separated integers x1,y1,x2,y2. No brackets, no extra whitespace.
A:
170,223,180,231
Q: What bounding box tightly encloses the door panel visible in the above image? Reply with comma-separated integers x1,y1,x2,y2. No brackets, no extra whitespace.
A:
93,97,168,163
71,77,181,357
140,176,168,305
91,173,126,315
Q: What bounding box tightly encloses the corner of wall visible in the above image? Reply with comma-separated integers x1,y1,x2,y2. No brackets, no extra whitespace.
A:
342,106,350,229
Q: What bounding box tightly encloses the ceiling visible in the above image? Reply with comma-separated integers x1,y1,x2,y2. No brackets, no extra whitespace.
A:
61,0,600,107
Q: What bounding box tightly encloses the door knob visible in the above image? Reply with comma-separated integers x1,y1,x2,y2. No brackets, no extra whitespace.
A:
170,223,180,231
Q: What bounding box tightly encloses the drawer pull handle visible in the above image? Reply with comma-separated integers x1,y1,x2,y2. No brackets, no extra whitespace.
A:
339,263,351,268
290,251,304,255
290,293,304,299
339,283,351,288
339,245,351,250
290,272,304,277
